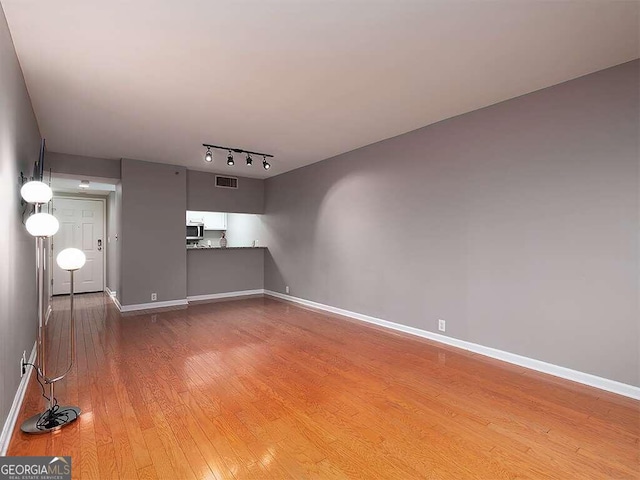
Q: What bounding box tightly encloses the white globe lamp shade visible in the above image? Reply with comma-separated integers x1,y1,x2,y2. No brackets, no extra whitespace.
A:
25,213,59,237
20,181,53,204
56,248,86,271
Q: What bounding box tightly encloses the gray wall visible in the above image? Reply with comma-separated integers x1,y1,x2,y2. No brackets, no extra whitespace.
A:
0,3,41,444
47,151,121,179
48,155,264,304
187,170,264,213
187,249,264,297
115,182,122,301
264,60,640,387
106,189,120,296
120,159,186,305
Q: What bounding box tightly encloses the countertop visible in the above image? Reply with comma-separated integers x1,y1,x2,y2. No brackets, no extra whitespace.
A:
186,245,266,250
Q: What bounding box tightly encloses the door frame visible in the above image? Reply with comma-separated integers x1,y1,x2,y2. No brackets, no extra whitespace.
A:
50,195,107,295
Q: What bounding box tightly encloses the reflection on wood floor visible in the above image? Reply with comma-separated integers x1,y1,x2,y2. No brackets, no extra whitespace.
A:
8,293,640,479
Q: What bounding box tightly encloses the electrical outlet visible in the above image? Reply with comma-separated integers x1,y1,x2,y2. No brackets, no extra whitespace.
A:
151,292,157,301
438,319,446,332
20,351,27,378
285,286,290,294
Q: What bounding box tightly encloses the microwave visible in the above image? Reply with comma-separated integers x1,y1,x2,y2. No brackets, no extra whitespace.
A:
186,223,204,240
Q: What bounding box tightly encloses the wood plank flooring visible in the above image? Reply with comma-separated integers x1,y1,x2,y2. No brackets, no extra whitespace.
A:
8,293,639,479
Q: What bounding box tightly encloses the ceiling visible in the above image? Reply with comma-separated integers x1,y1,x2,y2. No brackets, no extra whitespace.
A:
3,1,638,179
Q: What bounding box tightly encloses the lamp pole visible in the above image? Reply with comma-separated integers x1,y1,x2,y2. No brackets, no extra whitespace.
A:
20,181,82,434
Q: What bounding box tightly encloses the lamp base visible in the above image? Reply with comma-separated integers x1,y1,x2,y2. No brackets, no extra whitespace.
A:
20,406,81,434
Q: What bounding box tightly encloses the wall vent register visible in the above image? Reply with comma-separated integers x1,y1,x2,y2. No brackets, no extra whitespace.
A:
215,175,238,189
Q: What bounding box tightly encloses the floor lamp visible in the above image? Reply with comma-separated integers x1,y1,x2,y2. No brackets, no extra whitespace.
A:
19,181,82,434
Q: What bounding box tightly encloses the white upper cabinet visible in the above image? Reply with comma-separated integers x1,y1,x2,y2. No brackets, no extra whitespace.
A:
203,212,227,230
186,211,204,224
186,211,227,230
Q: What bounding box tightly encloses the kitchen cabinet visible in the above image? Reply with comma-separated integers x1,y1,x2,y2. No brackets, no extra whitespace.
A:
186,211,204,224
186,211,227,230
203,212,227,230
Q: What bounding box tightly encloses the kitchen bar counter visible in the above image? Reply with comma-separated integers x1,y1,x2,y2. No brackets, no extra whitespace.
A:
187,246,266,250
187,246,264,298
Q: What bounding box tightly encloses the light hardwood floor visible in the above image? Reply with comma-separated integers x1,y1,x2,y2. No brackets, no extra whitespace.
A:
8,293,639,479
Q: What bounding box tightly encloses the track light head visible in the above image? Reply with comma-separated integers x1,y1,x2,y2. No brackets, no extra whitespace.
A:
263,156,271,170
204,148,213,163
246,154,253,166
227,151,234,166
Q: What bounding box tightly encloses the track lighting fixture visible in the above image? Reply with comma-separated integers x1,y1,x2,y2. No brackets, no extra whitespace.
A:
202,143,273,172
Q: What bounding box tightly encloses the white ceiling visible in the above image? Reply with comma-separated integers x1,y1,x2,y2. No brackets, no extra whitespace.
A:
3,1,638,179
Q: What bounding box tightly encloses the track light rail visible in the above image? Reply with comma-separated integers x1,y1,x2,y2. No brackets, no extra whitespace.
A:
202,143,274,158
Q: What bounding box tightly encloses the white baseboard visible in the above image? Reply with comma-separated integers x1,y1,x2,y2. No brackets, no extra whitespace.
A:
120,298,188,313
113,296,122,312
115,289,265,313
0,341,37,456
105,288,122,311
264,290,640,400
187,289,265,303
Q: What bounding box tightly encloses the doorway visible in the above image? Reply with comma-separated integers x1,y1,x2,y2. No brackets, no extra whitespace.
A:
52,197,105,294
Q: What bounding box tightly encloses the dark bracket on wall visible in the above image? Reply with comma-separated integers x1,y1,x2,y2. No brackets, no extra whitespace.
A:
19,171,30,205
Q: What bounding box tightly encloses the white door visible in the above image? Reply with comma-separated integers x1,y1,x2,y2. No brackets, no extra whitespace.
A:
52,198,105,295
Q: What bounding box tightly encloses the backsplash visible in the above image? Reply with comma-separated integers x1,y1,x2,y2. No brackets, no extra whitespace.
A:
200,230,224,246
